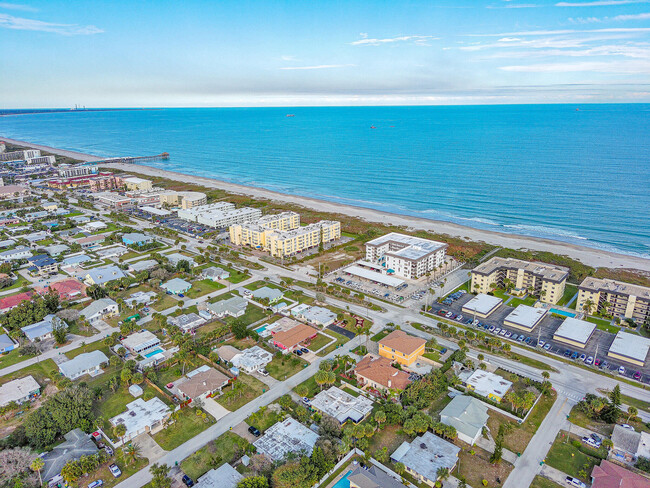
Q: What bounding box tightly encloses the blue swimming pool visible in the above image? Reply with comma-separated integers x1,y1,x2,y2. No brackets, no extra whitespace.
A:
332,471,351,488
255,325,268,334
144,348,163,358
550,308,576,318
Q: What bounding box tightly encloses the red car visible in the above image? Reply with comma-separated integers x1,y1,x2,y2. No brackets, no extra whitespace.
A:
633,371,642,380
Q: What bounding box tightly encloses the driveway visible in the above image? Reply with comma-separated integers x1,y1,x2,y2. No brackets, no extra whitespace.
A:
232,420,257,442
202,398,229,421
133,433,166,462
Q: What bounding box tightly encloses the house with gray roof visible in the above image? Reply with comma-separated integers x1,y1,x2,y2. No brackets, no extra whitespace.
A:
201,266,230,281
0,245,32,262
0,239,15,248
109,397,171,447
62,253,91,266
440,395,489,445
83,265,126,285
390,431,460,486
41,428,98,484
21,314,64,342
80,298,118,324
168,313,206,333
58,350,108,380
0,333,16,353
44,244,70,256
161,278,192,295
0,375,40,407
122,232,154,246
348,465,407,488
207,296,248,318
254,418,319,461
195,464,243,488
129,259,158,273
166,253,196,267
252,286,284,303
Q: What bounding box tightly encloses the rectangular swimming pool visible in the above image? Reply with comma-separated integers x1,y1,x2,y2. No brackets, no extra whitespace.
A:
550,308,576,318
255,325,268,334
332,470,351,488
144,348,164,358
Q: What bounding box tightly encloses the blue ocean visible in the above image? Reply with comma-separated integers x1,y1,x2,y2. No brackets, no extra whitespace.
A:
1,105,649,258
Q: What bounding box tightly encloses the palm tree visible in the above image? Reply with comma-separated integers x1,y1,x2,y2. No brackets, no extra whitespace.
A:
436,467,450,482
582,299,595,316
31,457,44,486
627,406,638,423
113,423,127,446
123,442,142,466
542,371,550,380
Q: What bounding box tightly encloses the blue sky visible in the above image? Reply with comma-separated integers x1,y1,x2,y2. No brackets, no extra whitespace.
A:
1,0,650,107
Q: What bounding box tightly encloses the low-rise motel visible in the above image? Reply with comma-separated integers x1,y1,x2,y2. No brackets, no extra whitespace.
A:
230,212,341,258
576,277,650,325
378,330,426,366
470,257,569,304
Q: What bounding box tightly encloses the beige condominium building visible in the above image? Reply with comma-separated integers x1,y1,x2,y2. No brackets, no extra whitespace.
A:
576,277,650,324
120,176,153,191
470,257,569,304
158,190,207,209
230,212,300,247
365,232,447,280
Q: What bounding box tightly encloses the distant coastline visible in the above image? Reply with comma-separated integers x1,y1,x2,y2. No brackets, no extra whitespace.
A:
0,108,148,117
3,136,648,273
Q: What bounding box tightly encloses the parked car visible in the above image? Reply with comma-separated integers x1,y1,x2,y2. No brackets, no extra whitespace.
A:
543,343,551,350
104,446,114,456
594,359,601,367
505,331,512,338
88,481,103,488
634,371,642,380
302,397,311,405
619,366,626,375
300,348,309,354
579,354,587,362
538,340,545,348
259,369,269,377
620,424,635,431
565,476,587,488
512,334,518,341
591,433,602,445
248,426,261,437
182,474,194,487
585,356,594,365
108,464,121,478
294,350,303,356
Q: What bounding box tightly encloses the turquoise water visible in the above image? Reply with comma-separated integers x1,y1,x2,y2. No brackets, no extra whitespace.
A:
1,105,649,257
550,308,576,318
144,348,163,358
332,470,352,488
255,325,268,334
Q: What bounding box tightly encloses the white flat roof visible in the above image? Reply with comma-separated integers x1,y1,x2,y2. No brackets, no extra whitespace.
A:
504,305,547,329
553,317,597,344
462,294,503,315
609,331,650,364
140,206,171,216
343,265,405,287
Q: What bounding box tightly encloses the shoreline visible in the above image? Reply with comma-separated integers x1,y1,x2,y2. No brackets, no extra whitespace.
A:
3,136,650,272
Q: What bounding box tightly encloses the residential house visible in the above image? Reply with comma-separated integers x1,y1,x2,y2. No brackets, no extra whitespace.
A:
253,418,320,461
166,253,196,267
201,266,230,281
0,245,32,262
591,460,650,488
271,322,318,352
43,244,70,256
0,292,33,312
390,432,460,487
41,429,99,484
252,286,284,304
231,346,273,373
0,333,16,353
129,259,158,273
168,313,206,333
76,234,106,250
21,314,64,342
27,254,58,276
122,232,154,246
124,291,157,308
176,366,229,404
611,424,650,463
458,370,513,403
207,296,248,318
80,298,119,324
195,463,243,488
378,330,426,366
81,221,107,233
298,306,337,327
161,278,192,295
62,253,92,267
109,397,171,447
83,265,126,285
0,375,40,407
440,395,489,445
354,354,412,392
121,330,161,356
348,466,407,488
310,386,374,424
35,278,87,301
58,350,108,380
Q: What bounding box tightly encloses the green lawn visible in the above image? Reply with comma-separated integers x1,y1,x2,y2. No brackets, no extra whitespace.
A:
0,348,38,369
545,431,603,481
224,267,250,284
66,341,111,359
152,294,178,311
0,274,30,293
217,373,266,411
265,355,308,380
208,291,237,303
308,333,334,351
530,476,563,488
244,280,283,291
508,295,538,307
180,431,250,481
185,279,226,299
584,316,620,334
294,375,321,397
317,329,351,357
0,358,58,386
370,329,390,342
36,238,55,246
153,407,215,450
557,284,578,307
245,405,281,433
491,288,510,300
224,304,269,327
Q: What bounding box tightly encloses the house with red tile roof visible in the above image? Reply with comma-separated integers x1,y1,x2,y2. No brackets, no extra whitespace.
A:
0,292,33,312
35,279,87,301
591,460,650,488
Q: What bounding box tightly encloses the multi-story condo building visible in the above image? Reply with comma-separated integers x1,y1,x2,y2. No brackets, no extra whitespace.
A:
576,277,650,324
58,164,98,178
0,149,40,162
231,218,339,257
119,176,153,191
177,202,235,222
471,257,569,304
178,202,261,229
158,190,207,209
25,155,55,165
365,232,447,280
257,211,300,231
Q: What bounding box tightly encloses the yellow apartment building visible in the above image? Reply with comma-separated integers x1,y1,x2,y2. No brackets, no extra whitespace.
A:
470,257,569,304
576,277,650,324
121,176,153,191
378,330,426,366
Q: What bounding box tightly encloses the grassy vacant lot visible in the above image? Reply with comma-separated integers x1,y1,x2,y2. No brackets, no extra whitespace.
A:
295,375,322,398
545,431,603,482
208,291,237,303
488,390,557,454
0,349,38,369
368,424,410,455
217,373,266,411
223,266,250,284
83,452,149,488
153,407,215,450
454,445,513,488
245,404,281,433
0,358,58,386
152,294,178,311
244,280,283,291
265,354,308,380
308,332,334,351
65,340,111,359
370,329,390,342
181,431,250,481
224,304,269,327
530,476,563,488
317,329,351,357
185,278,226,298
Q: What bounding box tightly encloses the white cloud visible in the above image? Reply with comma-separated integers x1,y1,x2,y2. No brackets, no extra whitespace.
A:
469,27,650,36
556,0,649,6
613,12,650,20
500,60,650,72
279,64,354,70
280,55,297,61
487,3,541,8
351,35,438,46
0,2,37,11
571,12,650,22
0,13,102,35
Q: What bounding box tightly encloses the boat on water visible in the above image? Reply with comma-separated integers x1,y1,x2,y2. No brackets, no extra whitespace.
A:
370,125,376,129
286,114,295,117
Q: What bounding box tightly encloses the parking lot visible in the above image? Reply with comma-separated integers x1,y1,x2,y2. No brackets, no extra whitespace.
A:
429,293,650,383
330,275,409,304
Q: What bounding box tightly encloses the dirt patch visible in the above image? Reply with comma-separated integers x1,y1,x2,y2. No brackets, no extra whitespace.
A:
454,445,514,488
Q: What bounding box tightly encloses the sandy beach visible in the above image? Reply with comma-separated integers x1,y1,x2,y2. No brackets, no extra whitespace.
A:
3,136,650,272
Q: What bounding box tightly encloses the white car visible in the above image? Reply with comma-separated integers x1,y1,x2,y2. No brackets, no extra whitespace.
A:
505,331,512,338
538,340,545,348
565,477,586,488
585,356,594,365
618,366,626,375
543,343,551,350
445,312,453,318
621,424,635,431
109,464,121,478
